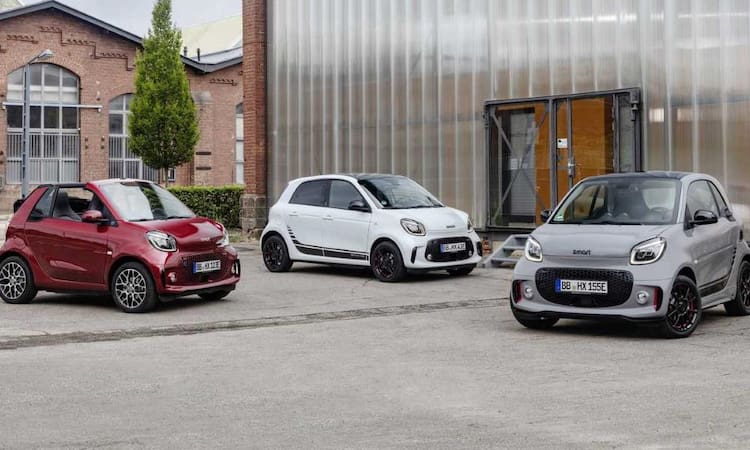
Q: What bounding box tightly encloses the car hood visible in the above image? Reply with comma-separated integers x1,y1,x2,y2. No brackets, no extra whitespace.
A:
133,217,225,252
532,224,671,257
392,207,469,232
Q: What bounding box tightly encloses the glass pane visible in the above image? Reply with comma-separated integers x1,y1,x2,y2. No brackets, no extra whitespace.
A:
43,66,60,89
6,86,22,102
329,180,364,209
109,113,124,134
62,70,77,88
235,141,244,161
62,107,78,129
61,89,78,104
6,106,22,128
30,106,41,129
43,106,59,129
29,65,42,86
235,103,243,114
124,94,133,110
110,96,124,111
7,69,23,86
43,87,61,103
236,116,244,140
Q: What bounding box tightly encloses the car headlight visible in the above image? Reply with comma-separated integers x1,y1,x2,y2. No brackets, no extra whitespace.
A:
630,237,666,265
400,218,426,236
467,218,473,232
217,227,230,247
524,236,543,262
146,230,177,252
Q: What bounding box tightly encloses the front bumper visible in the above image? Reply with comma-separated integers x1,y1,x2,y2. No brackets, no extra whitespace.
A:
395,231,483,270
151,245,241,299
512,257,673,321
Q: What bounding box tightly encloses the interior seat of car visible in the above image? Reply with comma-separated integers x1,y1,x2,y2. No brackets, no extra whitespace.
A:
52,191,81,221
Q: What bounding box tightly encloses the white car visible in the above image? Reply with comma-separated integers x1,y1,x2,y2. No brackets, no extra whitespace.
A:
260,174,483,282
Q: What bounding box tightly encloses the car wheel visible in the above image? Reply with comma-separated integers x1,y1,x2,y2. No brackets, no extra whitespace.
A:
262,235,293,272
111,262,158,313
447,265,475,277
0,256,37,304
659,275,702,338
725,260,750,316
199,288,232,301
371,241,406,282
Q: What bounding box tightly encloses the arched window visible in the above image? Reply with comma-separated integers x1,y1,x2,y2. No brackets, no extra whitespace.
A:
235,102,244,184
5,64,80,183
108,94,158,181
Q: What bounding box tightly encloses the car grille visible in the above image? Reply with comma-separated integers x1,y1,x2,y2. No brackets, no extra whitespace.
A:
535,268,633,308
179,253,231,284
424,237,474,263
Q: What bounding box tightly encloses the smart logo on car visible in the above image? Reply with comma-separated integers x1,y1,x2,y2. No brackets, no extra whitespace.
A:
572,249,591,256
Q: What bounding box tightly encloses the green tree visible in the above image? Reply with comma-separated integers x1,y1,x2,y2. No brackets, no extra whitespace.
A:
129,0,199,184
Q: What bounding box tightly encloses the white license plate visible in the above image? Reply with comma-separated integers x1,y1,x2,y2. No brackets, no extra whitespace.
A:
193,260,221,273
555,279,608,295
440,242,466,253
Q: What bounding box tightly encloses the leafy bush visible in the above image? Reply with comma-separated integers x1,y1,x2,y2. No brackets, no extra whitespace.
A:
168,185,244,228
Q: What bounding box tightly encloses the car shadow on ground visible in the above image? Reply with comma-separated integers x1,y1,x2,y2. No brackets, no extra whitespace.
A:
30,292,220,314
510,307,737,340
287,263,464,283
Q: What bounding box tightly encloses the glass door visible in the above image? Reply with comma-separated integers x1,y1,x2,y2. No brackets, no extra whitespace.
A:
486,89,641,228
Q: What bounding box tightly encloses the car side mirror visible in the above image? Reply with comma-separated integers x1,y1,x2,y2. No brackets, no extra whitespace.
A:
540,209,551,222
81,210,108,224
724,207,735,220
691,209,718,226
348,200,370,213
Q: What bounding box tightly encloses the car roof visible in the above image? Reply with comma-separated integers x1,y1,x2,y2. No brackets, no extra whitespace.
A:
289,173,407,184
583,171,694,182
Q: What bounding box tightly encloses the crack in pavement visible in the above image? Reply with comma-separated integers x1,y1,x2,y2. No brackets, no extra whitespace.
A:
0,298,506,350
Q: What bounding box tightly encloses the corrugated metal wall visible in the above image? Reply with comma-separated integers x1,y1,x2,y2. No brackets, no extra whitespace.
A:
267,0,750,228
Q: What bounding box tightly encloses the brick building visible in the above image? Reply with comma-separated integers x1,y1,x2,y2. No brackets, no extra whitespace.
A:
0,1,244,213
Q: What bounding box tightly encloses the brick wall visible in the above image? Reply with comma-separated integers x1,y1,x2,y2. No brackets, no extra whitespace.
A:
0,9,242,202
240,0,267,235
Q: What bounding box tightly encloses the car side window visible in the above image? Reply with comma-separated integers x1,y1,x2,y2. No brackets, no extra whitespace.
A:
686,181,719,219
329,180,365,210
30,187,54,218
708,182,729,216
53,187,98,221
289,180,329,207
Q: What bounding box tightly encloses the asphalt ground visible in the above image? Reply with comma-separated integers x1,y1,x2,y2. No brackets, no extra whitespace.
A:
1,247,750,449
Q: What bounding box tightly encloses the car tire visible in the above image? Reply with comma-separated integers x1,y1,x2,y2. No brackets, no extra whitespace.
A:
725,260,750,316
447,265,475,277
511,303,559,330
0,256,37,304
111,262,159,313
199,288,233,301
262,235,293,273
659,275,702,338
371,241,406,282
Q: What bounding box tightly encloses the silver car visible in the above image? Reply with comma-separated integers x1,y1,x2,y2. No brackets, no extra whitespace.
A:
511,172,750,338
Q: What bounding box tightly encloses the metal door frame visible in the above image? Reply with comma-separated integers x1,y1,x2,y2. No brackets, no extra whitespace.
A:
483,88,642,229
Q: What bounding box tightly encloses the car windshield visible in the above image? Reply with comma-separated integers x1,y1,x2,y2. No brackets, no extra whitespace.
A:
551,178,681,225
358,176,443,209
100,181,195,222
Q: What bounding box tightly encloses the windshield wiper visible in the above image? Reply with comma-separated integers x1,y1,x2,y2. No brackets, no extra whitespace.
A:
584,219,640,225
163,215,193,220
128,218,154,222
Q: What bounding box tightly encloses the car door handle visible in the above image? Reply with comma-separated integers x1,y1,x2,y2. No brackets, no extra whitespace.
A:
289,211,299,217
323,215,334,221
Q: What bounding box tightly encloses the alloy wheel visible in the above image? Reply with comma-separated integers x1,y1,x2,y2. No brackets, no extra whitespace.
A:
739,264,750,309
667,282,699,333
114,268,147,309
0,261,27,301
374,247,397,280
263,240,284,270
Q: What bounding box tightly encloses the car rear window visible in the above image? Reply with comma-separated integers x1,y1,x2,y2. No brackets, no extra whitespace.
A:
290,180,329,207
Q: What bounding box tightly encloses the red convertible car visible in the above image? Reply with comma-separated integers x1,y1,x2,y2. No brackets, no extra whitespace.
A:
0,180,240,312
